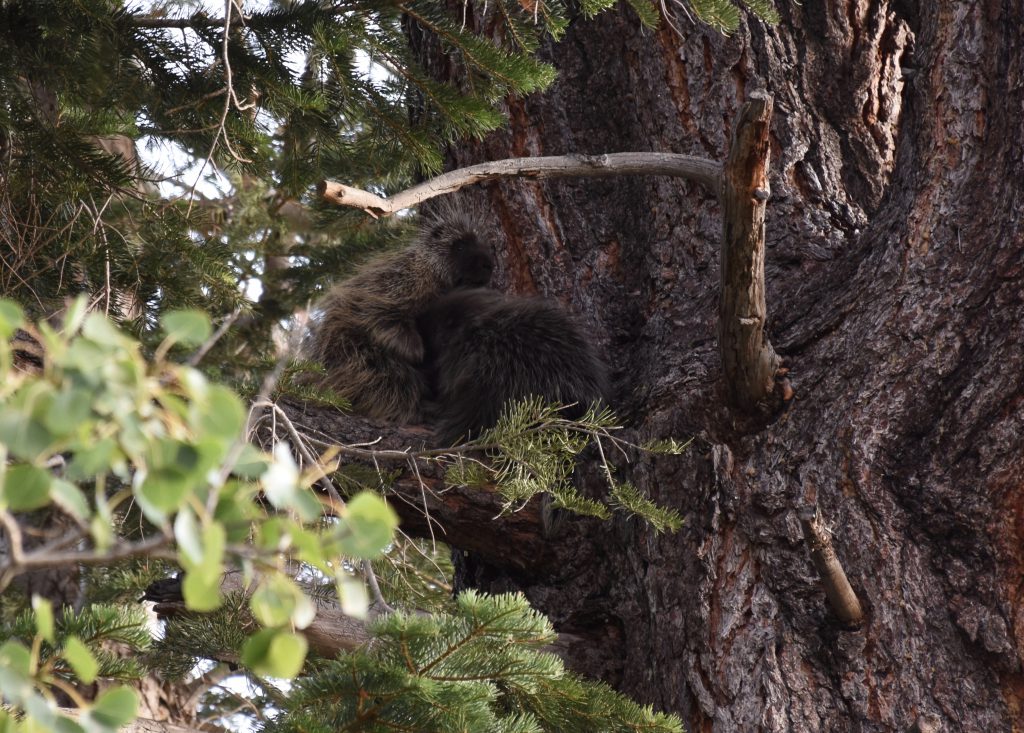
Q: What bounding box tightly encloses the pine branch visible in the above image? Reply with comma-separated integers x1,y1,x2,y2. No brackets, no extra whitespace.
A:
319,152,723,215
253,399,577,573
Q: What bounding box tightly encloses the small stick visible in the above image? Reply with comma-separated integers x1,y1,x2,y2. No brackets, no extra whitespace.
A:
799,506,865,626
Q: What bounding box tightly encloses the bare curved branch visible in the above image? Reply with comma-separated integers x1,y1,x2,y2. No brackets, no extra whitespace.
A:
319,153,722,215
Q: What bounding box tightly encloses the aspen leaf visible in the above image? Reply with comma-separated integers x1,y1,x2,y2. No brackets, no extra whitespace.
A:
63,636,99,684
161,309,212,347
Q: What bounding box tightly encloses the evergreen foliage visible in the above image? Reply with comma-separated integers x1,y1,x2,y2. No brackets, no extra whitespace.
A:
443,396,684,530
0,0,569,351
0,303,685,732
1,0,777,362
266,591,683,733
0,300,400,729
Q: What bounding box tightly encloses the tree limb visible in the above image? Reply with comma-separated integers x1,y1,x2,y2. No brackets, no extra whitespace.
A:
59,708,204,733
318,153,722,215
255,399,571,573
149,571,373,658
0,531,173,592
718,91,787,412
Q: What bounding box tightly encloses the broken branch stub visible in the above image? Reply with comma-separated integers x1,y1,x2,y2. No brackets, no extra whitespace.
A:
799,506,866,627
719,91,785,412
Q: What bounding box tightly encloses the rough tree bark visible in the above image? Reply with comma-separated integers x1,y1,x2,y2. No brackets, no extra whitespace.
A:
377,2,1024,731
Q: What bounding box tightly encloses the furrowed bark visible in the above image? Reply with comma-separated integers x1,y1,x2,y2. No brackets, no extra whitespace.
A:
407,2,1024,730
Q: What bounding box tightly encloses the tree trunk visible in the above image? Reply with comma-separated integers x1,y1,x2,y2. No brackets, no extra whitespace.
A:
399,2,1024,730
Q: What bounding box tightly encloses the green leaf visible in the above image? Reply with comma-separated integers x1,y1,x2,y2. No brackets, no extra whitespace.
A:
0,649,32,715
61,295,89,335
90,499,115,551
231,444,269,479
161,310,212,347
336,573,369,619
179,521,226,612
63,636,99,684
261,444,299,509
81,314,131,349
87,686,138,729
290,526,329,573
44,388,93,437
195,385,245,442
181,571,222,612
336,492,398,559
173,508,204,567
50,479,91,521
0,410,54,461
32,596,55,643
250,574,316,630
135,439,202,521
1,464,52,511
0,299,25,340
241,629,307,679
67,438,119,480
0,640,31,677
135,473,189,523
213,482,260,542
22,693,66,733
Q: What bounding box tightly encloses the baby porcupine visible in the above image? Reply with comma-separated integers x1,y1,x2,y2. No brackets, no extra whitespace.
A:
307,205,494,422
417,288,610,445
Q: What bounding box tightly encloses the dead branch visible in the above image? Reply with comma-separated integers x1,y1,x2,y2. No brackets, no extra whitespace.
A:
799,506,865,626
719,90,786,412
318,152,722,215
59,709,204,733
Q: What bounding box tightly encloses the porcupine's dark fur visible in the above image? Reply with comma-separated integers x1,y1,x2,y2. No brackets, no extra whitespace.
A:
417,288,610,445
306,205,494,422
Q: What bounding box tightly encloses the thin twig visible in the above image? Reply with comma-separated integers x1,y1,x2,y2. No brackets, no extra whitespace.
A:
0,510,26,563
269,403,345,508
0,533,173,593
408,456,439,550
187,308,242,367
362,560,395,614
